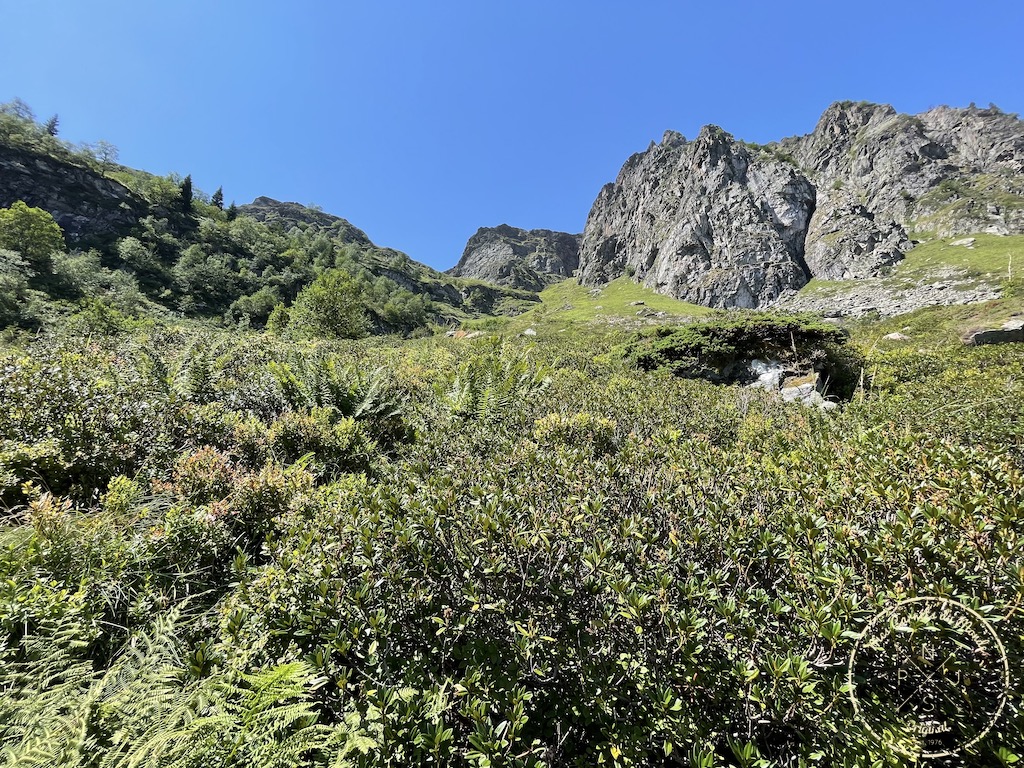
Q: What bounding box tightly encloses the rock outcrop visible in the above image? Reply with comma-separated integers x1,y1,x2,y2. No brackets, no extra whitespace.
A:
578,127,815,308
579,102,1024,309
0,145,145,244
964,318,1024,346
449,224,580,291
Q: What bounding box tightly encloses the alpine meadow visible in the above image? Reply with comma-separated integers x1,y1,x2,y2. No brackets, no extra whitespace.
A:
1,73,1024,768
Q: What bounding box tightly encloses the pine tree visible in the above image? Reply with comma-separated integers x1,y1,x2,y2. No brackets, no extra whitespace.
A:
226,201,238,221
180,174,193,213
43,114,59,136
211,186,224,210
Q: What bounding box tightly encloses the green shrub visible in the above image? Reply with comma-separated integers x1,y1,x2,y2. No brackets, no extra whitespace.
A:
1,321,1023,766
171,446,238,504
624,311,865,397
267,407,372,476
532,411,618,455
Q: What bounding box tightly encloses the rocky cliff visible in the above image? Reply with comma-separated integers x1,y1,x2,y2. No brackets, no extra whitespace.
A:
579,102,1024,308
449,224,581,291
0,144,145,244
579,127,815,308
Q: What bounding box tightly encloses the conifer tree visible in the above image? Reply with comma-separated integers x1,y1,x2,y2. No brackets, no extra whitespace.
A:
211,186,224,210
180,175,193,212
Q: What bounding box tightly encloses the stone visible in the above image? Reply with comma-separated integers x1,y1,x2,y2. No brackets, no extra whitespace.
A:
448,224,581,291
522,328,537,336
882,332,910,340
802,189,910,279
0,144,145,244
579,125,815,308
574,101,1024,311
965,323,1024,345
781,383,823,405
747,358,785,391
951,237,977,247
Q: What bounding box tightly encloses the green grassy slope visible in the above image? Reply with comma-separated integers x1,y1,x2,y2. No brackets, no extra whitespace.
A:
464,276,712,336
799,233,1024,297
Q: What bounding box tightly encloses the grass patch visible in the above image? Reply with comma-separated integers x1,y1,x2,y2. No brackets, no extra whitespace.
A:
895,233,1024,282
506,276,711,335
848,294,1024,347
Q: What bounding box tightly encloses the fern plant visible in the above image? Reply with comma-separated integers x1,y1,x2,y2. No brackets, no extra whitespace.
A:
268,352,404,422
0,611,358,768
441,343,552,422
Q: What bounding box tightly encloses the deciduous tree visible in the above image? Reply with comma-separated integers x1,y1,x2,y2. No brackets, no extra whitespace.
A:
289,268,369,339
0,200,66,274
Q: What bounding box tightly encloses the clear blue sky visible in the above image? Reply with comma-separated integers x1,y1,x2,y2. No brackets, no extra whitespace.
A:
2,1,1022,271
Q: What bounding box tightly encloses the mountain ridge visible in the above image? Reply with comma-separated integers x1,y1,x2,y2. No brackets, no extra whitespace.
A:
448,224,581,291
577,101,1024,309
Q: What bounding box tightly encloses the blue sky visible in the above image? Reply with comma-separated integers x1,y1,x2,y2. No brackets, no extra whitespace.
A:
2,1,1022,271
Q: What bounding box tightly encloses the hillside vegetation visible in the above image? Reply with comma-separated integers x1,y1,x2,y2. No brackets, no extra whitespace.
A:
3,96,1024,767
0,101,536,338
1,314,1022,766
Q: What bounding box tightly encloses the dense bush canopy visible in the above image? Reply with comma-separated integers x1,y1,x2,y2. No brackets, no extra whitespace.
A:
0,319,1022,767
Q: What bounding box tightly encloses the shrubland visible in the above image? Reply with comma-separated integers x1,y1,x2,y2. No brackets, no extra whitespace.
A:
0,308,1022,767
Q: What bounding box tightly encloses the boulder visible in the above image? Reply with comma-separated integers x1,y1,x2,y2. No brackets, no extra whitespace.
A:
965,318,1024,345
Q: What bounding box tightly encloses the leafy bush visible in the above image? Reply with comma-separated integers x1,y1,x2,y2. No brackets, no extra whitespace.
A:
624,311,865,397
0,324,1022,766
532,411,618,455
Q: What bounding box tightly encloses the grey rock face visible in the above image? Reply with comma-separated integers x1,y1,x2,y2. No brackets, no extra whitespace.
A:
449,224,580,291
786,101,1024,242
0,145,144,243
579,102,1024,310
578,126,815,308
802,190,911,279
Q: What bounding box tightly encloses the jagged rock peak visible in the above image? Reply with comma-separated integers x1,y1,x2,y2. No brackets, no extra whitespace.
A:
578,101,1024,308
448,225,581,292
578,123,815,309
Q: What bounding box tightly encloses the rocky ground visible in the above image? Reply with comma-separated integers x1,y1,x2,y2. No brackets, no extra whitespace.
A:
773,270,1001,318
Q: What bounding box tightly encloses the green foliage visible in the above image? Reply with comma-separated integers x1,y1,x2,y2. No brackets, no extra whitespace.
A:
180,174,194,213
267,303,290,335
227,286,282,328
440,341,552,421
0,200,66,274
532,411,618,455
290,269,370,340
2,279,1024,767
624,312,860,395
